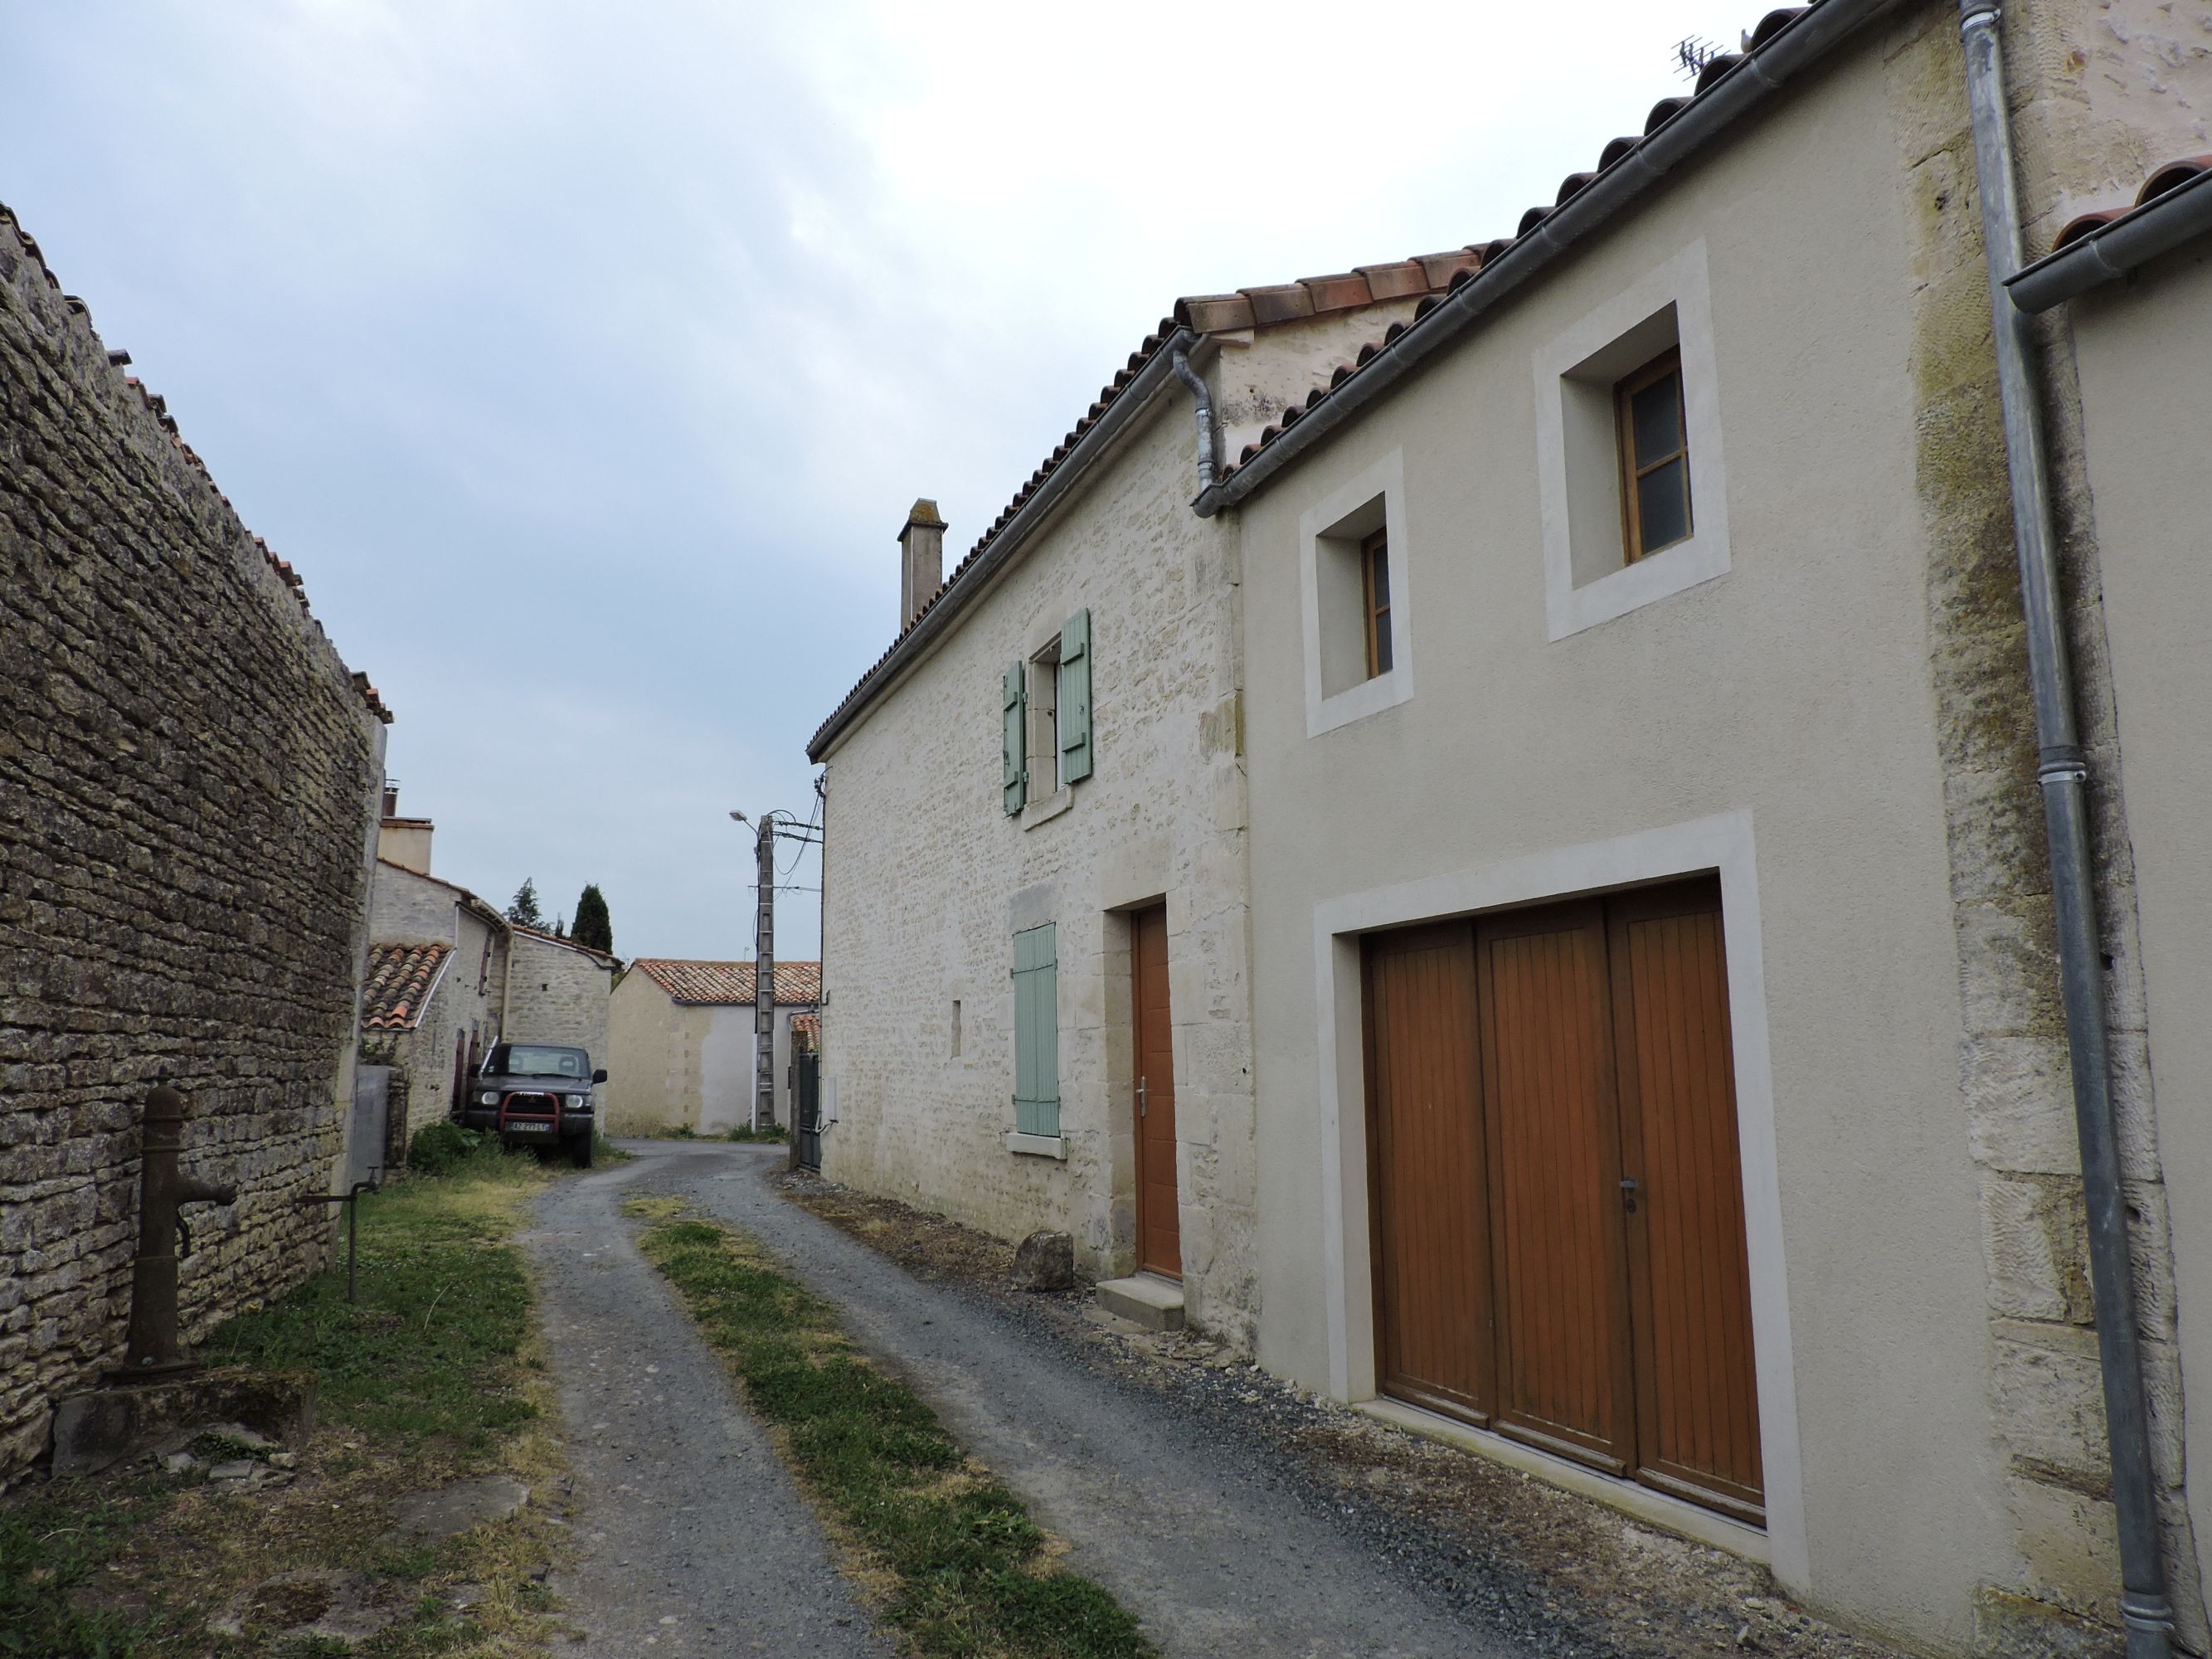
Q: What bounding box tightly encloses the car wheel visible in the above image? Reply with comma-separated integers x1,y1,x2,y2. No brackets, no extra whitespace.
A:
570,1132,595,1170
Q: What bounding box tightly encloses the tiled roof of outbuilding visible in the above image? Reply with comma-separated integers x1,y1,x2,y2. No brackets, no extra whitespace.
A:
806,258,1479,757
631,959,822,1007
362,941,452,1030
511,922,621,968
2050,155,2212,251
1214,6,1820,486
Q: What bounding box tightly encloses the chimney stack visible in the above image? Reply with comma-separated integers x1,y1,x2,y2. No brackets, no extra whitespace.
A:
898,499,947,630
381,781,400,820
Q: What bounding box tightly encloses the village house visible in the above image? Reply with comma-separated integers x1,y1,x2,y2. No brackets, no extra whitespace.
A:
806,0,2212,1652
604,959,819,1135
807,266,1484,1346
1,204,391,1482
362,791,619,1149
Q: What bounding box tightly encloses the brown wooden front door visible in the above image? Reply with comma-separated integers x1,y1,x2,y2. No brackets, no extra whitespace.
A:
1362,878,1762,1524
1131,904,1181,1278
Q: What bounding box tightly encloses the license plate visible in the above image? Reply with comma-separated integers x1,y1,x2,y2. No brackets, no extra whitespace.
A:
504,1121,556,1137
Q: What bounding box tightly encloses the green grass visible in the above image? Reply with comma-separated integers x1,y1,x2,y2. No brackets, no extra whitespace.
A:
203,1150,543,1452
2,1146,565,1658
634,1208,1148,1658
724,1122,788,1144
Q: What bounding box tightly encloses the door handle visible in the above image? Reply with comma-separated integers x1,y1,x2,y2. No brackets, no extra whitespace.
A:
1620,1176,1640,1213
1138,1077,1147,1118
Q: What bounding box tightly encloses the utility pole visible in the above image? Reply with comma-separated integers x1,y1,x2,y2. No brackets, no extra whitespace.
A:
753,811,775,1133
731,805,823,1134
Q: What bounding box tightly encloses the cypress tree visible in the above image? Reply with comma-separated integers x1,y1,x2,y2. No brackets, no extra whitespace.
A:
573,883,613,954
506,878,544,928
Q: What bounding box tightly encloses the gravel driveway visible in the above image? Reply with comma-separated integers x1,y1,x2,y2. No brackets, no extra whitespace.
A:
526,1155,890,1657
630,1137,1525,1659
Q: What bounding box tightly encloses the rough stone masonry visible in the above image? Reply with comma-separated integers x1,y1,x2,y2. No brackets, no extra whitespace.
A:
0,203,391,1483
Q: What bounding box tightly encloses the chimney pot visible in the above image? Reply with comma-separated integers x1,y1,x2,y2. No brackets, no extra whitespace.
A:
898,499,947,630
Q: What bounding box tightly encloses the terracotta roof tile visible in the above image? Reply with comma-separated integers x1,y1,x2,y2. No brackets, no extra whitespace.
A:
631,959,822,1007
1218,6,1824,486
362,941,452,1030
809,255,1480,757
2052,154,2212,252
791,1012,820,1048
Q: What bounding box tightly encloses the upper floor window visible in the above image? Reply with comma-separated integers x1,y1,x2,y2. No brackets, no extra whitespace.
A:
1617,348,1692,561
1362,528,1393,678
1002,609,1091,816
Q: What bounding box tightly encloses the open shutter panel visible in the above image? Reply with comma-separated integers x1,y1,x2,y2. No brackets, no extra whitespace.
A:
1059,609,1092,784
1011,924,1060,1136
1002,663,1028,815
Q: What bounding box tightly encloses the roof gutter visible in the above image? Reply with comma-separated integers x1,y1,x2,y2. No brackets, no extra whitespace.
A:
2007,165,2212,313
809,328,1198,761
1193,0,1913,517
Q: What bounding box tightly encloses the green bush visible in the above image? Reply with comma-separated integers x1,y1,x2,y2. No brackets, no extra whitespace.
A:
406,1121,484,1175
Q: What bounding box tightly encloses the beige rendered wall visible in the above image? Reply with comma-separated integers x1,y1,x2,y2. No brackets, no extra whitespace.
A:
605,976,717,1135
819,387,1262,1344
2070,242,2212,1627
1235,35,2016,1654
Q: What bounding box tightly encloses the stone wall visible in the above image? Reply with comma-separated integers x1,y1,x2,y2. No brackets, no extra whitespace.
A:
0,205,389,1482
506,932,615,1112
818,382,1265,1346
1887,0,2212,1642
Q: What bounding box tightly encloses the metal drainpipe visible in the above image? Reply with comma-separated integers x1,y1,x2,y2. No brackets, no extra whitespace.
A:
1957,3,2176,1652
1170,348,1217,493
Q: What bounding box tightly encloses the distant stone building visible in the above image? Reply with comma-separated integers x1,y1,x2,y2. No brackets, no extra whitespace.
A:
362,793,617,1146
0,203,391,1483
605,960,820,1135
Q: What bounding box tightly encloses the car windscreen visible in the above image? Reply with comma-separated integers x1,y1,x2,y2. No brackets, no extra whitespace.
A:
497,1045,588,1079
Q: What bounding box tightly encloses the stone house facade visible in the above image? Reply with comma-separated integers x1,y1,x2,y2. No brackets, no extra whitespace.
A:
808,268,1474,1348
1,203,391,1483
362,801,616,1144
1184,2,2212,1652
605,959,819,1135
808,0,2212,1651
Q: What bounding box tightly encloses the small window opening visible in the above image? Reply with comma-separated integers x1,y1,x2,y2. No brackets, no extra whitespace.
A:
1361,528,1393,678
1027,643,1062,795
1617,348,1693,561
950,999,964,1058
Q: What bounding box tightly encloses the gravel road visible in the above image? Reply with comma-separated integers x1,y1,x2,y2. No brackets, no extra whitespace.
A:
526,1155,891,1657
631,1137,1527,1659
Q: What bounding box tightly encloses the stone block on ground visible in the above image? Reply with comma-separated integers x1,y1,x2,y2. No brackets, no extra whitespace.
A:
51,1368,316,1477
1010,1229,1075,1291
387,1474,530,1542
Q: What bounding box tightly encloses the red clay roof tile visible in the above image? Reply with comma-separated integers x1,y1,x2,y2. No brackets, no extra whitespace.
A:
2053,155,2212,251
632,959,822,1007
362,941,452,1030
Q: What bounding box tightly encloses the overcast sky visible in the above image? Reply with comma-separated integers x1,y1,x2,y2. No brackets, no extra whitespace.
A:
7,0,1758,961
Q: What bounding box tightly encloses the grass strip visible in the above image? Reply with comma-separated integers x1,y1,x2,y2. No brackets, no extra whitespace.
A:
631,1204,1148,1659
2,1141,564,1659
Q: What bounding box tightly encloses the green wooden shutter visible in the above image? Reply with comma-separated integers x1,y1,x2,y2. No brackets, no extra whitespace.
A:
1002,663,1028,815
1011,923,1060,1137
1059,609,1092,784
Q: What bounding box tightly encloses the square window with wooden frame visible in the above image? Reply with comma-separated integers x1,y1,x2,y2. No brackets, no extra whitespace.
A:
1616,348,1693,562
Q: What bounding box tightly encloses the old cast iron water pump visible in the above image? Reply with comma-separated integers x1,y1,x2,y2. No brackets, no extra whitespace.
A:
120,1083,238,1375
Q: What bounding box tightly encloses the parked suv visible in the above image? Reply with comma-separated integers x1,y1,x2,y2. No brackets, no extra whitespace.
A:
463,1042,605,1167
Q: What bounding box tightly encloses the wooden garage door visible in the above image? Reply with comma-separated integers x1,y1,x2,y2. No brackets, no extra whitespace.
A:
1364,922,1492,1419
1363,878,1762,1524
1476,902,1636,1472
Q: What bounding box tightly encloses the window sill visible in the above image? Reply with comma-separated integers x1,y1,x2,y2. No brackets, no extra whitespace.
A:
1005,1130,1067,1160
1020,786,1073,831
1311,667,1412,737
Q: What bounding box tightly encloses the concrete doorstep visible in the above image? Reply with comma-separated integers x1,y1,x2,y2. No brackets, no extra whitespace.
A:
1095,1275,1184,1332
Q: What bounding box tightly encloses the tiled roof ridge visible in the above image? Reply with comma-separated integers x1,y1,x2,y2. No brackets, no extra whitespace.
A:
631,957,822,1006
1214,6,1817,485
807,255,1483,757
362,940,454,1031
0,199,391,727
2049,154,2212,252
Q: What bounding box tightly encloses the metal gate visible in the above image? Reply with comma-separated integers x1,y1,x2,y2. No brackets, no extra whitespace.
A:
790,1048,822,1171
